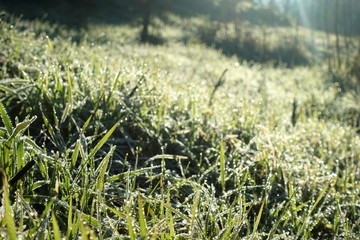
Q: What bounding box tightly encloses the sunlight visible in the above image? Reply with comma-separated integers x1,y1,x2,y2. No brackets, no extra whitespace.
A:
1,1,359,238
295,0,311,27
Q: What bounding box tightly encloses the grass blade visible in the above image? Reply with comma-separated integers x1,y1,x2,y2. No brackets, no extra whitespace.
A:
219,141,226,192
71,212,80,238
138,191,148,237
81,115,93,135
190,191,200,237
71,140,80,170
9,159,36,186
166,189,175,238
61,67,73,123
0,101,13,135
16,139,25,171
47,36,54,52
107,206,127,219
39,198,55,220
309,184,329,215
79,220,89,240
6,116,37,146
87,121,120,160
80,211,99,228
252,197,266,238
66,196,73,239
1,171,17,240
221,215,239,240
51,211,61,240
95,146,115,192
126,205,135,240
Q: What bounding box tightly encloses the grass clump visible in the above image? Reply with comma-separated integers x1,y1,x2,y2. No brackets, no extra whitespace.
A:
197,21,311,67
0,13,360,239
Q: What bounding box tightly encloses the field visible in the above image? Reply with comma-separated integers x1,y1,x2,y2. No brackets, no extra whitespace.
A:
0,11,360,239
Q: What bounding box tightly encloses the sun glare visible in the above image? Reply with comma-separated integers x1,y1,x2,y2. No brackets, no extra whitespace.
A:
295,0,311,27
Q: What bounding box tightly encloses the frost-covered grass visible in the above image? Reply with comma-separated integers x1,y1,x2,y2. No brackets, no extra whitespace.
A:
0,14,359,239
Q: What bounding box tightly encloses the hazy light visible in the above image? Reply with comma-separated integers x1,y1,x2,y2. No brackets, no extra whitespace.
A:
295,0,311,27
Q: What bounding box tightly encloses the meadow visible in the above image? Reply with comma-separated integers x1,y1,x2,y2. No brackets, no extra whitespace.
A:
0,11,360,239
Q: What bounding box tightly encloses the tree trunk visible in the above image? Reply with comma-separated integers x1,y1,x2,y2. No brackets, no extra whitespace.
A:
140,0,152,43
324,0,332,70
334,0,342,69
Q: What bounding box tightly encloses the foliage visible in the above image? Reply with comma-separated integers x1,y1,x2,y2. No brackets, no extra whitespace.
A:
0,13,360,239
350,48,360,83
284,0,360,36
197,22,310,66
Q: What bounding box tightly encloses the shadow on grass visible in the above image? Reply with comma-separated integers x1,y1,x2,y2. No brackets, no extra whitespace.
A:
0,0,137,27
198,23,310,67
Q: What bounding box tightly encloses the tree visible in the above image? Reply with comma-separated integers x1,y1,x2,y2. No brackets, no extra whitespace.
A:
351,46,360,83
139,0,153,43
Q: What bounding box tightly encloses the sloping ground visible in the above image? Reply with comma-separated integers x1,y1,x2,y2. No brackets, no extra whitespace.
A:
0,14,359,239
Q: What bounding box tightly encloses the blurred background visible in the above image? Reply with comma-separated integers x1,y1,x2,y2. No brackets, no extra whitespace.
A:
1,0,359,76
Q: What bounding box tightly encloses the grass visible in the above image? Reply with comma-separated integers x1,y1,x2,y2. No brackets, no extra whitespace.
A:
0,12,360,239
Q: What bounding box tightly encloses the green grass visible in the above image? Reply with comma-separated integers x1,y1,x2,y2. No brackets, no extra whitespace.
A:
0,13,360,239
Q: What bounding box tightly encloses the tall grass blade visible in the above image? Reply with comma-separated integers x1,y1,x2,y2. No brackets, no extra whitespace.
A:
190,191,200,237
46,36,54,53
309,184,329,215
71,140,80,170
61,67,73,123
219,141,226,192
81,115,93,135
16,139,25,171
0,85,16,95
267,195,294,240
79,220,89,240
252,197,265,238
66,195,73,239
87,121,120,160
1,171,17,240
166,189,175,238
145,154,188,165
72,212,80,238
6,116,37,146
30,180,50,192
221,216,237,240
41,113,57,146
39,198,55,220
95,146,115,192
107,206,127,219
79,211,99,228
126,205,135,240
24,137,43,152
51,211,61,240
138,191,148,237
106,166,159,183
164,204,190,223
9,159,36,186
80,175,89,212
0,101,13,135
105,70,121,104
